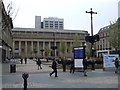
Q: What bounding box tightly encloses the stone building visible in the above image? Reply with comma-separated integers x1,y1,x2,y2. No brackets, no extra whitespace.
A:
95,25,111,51
0,1,13,62
12,27,89,58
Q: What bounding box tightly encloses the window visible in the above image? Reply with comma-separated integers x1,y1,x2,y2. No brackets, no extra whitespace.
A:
59,21,63,23
50,21,53,24
45,25,48,27
59,24,63,25
45,21,48,24
55,27,58,29
50,25,53,27
55,21,58,24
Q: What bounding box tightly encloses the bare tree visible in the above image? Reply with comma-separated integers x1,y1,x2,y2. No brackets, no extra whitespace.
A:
6,1,19,21
2,0,19,30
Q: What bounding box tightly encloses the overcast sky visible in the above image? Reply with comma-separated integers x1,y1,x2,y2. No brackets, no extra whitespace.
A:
3,0,119,35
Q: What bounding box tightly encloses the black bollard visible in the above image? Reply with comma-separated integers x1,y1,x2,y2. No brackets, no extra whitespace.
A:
22,73,29,90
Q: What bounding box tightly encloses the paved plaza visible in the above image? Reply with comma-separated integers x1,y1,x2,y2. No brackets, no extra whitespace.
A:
1,59,119,89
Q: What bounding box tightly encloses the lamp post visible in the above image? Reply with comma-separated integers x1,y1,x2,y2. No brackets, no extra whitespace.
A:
40,49,44,59
86,8,97,57
51,31,57,59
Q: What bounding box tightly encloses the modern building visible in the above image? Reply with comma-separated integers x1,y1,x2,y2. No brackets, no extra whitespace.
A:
43,17,64,30
35,16,64,30
12,16,89,58
35,16,41,29
0,1,13,62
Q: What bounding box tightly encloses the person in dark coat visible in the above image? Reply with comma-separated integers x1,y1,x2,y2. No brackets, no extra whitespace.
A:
70,59,75,73
62,57,67,72
20,58,23,64
24,57,27,64
37,58,42,70
114,58,119,73
50,59,58,77
82,58,88,76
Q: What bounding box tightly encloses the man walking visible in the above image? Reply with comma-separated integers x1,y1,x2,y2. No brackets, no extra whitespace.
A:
82,58,88,76
37,58,42,70
70,60,75,73
62,57,67,72
114,58,119,73
50,58,58,77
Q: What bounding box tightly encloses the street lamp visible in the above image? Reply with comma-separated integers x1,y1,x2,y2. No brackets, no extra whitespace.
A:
40,49,44,59
85,8,97,57
86,8,97,36
51,31,57,59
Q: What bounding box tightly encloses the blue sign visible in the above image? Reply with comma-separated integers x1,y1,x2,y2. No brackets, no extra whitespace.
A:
74,48,83,59
74,47,84,68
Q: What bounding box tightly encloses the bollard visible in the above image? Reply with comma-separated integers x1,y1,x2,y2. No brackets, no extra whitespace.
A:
22,73,29,90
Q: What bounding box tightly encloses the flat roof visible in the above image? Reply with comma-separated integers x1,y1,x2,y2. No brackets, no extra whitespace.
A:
12,27,89,34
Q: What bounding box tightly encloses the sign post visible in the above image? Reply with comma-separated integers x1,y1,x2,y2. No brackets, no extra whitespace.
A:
74,47,85,69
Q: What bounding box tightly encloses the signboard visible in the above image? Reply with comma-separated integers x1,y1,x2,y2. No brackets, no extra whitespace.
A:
74,47,84,68
103,54,119,68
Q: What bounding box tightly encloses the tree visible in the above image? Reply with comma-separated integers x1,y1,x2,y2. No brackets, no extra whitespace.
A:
45,46,51,57
60,40,66,57
108,19,120,50
73,33,81,48
2,0,19,30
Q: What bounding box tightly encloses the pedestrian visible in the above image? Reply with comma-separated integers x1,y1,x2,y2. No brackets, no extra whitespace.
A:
21,58,23,64
62,57,67,72
24,57,27,64
37,58,42,70
49,58,58,77
70,59,75,73
82,58,88,76
89,57,95,70
114,58,119,73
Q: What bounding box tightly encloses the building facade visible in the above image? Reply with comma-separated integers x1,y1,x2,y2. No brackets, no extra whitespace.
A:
95,26,111,51
12,28,89,58
0,1,13,62
43,17,64,30
35,16,64,30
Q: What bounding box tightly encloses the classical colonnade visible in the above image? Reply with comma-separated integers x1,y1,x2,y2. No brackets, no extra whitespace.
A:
12,40,73,58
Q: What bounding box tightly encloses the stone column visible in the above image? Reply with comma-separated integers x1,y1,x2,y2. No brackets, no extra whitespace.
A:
19,41,21,57
54,42,56,58
49,42,51,56
70,42,73,53
25,41,27,57
43,42,45,57
12,41,15,57
31,41,33,57
37,41,40,57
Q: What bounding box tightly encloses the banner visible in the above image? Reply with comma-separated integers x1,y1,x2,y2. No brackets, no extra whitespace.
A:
103,54,119,68
74,47,84,68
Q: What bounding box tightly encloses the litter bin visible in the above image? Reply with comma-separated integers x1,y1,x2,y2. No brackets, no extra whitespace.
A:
10,64,16,73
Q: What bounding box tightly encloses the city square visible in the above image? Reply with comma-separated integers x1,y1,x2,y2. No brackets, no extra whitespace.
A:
0,0,120,90
2,59,119,89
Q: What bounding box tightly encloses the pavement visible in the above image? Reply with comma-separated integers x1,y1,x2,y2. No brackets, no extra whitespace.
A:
1,59,119,89
2,59,63,74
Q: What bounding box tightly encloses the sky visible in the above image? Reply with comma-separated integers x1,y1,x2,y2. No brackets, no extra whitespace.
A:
3,0,119,35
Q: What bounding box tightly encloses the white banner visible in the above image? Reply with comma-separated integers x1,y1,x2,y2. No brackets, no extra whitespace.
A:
103,54,119,68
